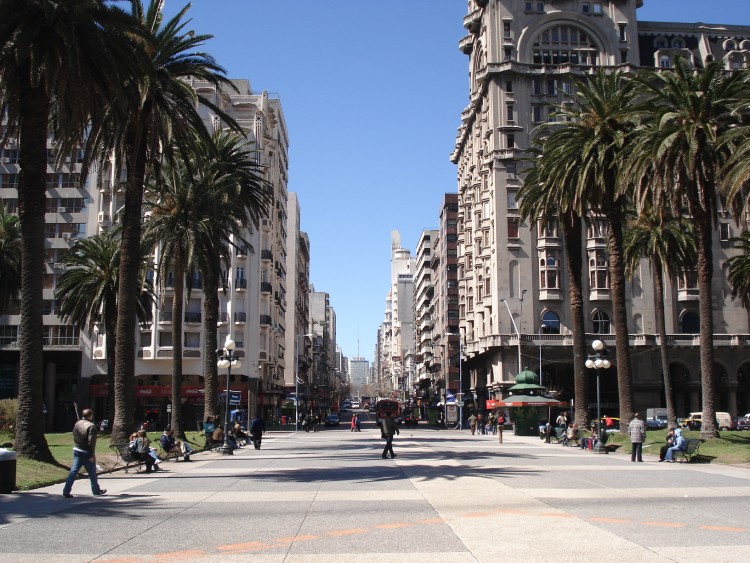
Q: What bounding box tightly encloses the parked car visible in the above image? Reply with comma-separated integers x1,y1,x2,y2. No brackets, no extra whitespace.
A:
735,416,750,431
681,411,734,431
646,418,667,430
324,413,340,426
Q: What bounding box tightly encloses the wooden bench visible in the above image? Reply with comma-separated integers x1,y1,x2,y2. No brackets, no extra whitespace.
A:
676,438,705,463
110,444,144,473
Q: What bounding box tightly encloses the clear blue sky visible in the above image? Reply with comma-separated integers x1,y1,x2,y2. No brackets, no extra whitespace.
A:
163,0,749,363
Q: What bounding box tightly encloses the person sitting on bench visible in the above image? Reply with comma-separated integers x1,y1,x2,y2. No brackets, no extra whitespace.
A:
665,428,687,462
160,427,192,461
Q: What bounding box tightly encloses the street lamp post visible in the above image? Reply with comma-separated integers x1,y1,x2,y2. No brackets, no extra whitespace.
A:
500,298,523,373
295,333,313,431
538,324,547,386
217,335,242,456
585,339,611,454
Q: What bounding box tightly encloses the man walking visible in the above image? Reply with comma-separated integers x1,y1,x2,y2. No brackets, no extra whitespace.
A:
62,408,106,498
381,412,399,459
250,413,266,450
628,412,646,462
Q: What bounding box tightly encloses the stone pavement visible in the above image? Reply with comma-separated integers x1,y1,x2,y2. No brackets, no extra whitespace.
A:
0,422,748,562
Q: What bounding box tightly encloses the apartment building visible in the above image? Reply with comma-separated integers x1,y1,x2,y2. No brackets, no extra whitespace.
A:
0,78,294,430
451,0,750,417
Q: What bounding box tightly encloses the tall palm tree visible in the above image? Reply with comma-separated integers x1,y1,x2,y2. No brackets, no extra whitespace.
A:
0,0,144,461
95,0,238,445
55,232,154,424
727,231,750,310
623,211,697,430
626,59,750,439
0,205,21,314
526,69,639,429
143,132,270,438
190,131,272,421
519,157,588,428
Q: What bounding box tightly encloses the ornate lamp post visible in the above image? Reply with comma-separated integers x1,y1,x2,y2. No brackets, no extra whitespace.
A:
217,335,241,456
445,332,463,430
585,339,611,454
500,298,523,374
295,333,313,431
538,324,547,387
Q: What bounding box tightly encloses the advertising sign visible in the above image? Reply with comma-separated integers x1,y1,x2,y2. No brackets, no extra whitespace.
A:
446,404,458,423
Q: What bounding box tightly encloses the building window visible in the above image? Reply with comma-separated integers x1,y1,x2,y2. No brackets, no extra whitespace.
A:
507,134,515,149
533,105,544,123
589,250,609,289
592,2,602,14
158,332,173,347
508,218,520,239
720,223,730,241
587,219,606,240
654,37,667,49
619,24,627,42
507,191,518,210
538,220,559,239
672,38,685,49
503,21,512,40
680,311,700,334
140,331,152,347
506,80,513,93
592,310,611,334
678,270,698,291
504,47,513,61
533,79,544,95
506,104,515,122
660,55,672,68
184,332,200,348
0,174,19,188
542,311,561,334
582,2,590,13
547,79,557,96
539,253,559,289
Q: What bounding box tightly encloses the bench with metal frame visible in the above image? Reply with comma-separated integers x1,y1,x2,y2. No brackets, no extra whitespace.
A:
676,438,705,462
110,444,145,473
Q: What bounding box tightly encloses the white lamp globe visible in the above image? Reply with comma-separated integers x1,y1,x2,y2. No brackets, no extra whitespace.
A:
231,360,242,369
217,359,230,369
585,359,595,369
224,336,236,351
592,339,604,352
595,358,604,369
602,359,611,369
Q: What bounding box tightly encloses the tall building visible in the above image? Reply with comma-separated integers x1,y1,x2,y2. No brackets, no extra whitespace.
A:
380,231,416,398
452,1,750,416
350,357,369,397
0,78,294,429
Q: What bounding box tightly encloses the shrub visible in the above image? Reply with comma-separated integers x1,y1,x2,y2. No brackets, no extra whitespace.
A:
0,398,18,439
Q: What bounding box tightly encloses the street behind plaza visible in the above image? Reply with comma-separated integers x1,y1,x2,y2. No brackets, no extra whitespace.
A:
1,416,749,562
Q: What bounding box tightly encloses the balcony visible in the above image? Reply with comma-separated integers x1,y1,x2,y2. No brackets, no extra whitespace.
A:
261,249,273,262
260,281,272,293
184,312,201,324
234,311,247,324
677,288,699,302
235,278,247,291
260,314,272,326
218,312,228,325
159,311,173,323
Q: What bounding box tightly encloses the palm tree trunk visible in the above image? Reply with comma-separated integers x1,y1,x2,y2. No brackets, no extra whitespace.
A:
13,77,55,463
111,121,148,445
171,248,185,439
202,267,219,420
105,314,117,427
652,266,677,429
695,217,718,438
605,206,634,429
564,216,589,427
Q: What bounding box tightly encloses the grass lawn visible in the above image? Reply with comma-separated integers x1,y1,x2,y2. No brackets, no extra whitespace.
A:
606,428,750,464
2,430,206,492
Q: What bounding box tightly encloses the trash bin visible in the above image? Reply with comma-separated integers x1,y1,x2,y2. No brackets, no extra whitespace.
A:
0,449,17,494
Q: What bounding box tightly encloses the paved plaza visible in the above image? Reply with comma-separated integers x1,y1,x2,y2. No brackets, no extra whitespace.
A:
1,419,749,562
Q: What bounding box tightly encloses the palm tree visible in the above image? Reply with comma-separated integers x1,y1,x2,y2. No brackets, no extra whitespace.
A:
0,205,21,314
96,0,238,445
623,211,697,430
55,232,154,424
0,0,144,461
143,131,271,437
191,131,272,421
519,156,589,428
727,232,750,310
626,59,750,439
526,69,639,429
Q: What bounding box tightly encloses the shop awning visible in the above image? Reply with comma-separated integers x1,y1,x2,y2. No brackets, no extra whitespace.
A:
487,396,568,408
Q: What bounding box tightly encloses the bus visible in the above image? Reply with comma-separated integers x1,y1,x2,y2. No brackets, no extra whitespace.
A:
375,399,400,427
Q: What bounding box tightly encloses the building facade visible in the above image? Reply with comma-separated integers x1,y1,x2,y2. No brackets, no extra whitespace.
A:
451,0,750,417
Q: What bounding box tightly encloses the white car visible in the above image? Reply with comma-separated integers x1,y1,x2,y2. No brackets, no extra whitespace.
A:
352,401,360,409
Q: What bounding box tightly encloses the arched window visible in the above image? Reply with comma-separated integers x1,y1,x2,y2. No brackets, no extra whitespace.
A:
680,311,700,334
672,37,685,49
542,311,561,334
532,24,600,66
654,37,667,49
592,310,611,334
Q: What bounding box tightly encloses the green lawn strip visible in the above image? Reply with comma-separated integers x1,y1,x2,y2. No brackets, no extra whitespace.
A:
607,428,750,464
3,430,206,491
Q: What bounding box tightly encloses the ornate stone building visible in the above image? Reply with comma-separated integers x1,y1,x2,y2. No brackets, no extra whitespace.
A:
451,0,750,417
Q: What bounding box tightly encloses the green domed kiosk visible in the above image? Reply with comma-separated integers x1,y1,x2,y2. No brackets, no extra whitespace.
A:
495,368,568,436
